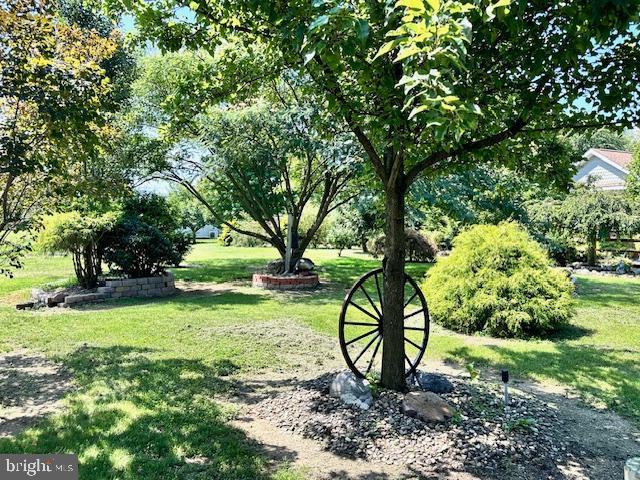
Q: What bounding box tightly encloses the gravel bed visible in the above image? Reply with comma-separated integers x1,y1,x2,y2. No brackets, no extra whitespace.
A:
252,372,580,478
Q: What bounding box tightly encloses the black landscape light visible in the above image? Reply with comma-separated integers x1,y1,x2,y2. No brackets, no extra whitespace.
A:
501,370,510,415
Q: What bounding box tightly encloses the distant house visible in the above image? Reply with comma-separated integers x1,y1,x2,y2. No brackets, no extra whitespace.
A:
573,148,633,191
195,225,219,239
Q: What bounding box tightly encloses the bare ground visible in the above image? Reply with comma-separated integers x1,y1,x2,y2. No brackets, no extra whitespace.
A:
0,350,73,438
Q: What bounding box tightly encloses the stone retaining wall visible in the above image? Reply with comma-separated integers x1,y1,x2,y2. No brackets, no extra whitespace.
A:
252,273,319,290
61,273,175,307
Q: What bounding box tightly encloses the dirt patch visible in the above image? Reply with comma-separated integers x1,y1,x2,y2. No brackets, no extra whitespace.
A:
201,320,340,373
0,350,73,438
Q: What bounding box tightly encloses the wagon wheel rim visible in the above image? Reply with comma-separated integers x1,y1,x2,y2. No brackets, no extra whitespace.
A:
339,267,430,379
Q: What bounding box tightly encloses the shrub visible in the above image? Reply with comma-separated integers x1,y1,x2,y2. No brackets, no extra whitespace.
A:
38,212,117,288
102,219,179,277
422,223,574,338
326,222,357,256
167,231,193,266
370,229,438,262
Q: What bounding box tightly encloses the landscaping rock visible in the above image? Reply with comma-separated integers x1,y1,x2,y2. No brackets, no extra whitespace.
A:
416,372,454,394
295,258,315,273
402,391,453,423
252,372,577,478
626,457,640,480
265,259,284,274
329,371,373,410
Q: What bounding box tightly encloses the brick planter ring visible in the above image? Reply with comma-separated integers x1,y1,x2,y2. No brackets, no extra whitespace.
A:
252,273,319,290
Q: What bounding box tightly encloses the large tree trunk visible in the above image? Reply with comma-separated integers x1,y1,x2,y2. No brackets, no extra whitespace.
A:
380,179,406,391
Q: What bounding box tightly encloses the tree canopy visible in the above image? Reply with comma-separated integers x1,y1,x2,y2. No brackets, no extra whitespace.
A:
132,52,363,267
0,0,128,273
107,0,640,389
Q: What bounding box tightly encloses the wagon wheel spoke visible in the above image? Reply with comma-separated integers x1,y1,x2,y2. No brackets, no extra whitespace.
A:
344,321,379,327
404,354,414,368
404,308,425,320
360,284,382,319
374,272,383,309
404,336,422,350
353,333,381,365
404,326,427,331
404,290,418,309
348,300,380,323
365,336,383,375
345,327,379,346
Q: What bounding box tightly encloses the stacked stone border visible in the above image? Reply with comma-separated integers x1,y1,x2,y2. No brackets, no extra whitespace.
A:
61,273,176,307
252,273,319,290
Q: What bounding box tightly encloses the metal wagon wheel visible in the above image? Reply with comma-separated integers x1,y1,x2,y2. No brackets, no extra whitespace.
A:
338,267,430,379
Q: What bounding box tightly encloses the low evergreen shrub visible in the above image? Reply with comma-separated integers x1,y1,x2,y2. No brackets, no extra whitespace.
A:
422,222,574,338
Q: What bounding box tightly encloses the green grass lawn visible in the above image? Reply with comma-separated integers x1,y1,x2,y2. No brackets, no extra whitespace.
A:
0,241,639,478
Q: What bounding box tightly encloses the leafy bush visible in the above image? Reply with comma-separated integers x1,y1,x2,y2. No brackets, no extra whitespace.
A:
102,219,178,277
38,212,117,287
167,231,193,266
326,221,357,255
370,229,438,262
422,223,574,338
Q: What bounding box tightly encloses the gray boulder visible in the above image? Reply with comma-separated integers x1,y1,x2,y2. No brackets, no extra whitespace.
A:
329,371,373,410
402,391,453,423
265,259,284,274
295,258,315,273
417,372,454,394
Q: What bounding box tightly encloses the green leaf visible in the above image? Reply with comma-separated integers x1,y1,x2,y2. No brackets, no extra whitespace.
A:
395,45,421,62
396,0,425,11
188,1,199,10
303,50,316,65
373,39,401,60
308,15,329,31
425,0,440,11
356,19,369,42
408,104,430,119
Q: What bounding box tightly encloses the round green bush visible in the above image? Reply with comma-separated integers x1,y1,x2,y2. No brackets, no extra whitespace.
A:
422,222,574,338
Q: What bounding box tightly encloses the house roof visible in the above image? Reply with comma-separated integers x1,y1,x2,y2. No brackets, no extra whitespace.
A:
584,148,633,173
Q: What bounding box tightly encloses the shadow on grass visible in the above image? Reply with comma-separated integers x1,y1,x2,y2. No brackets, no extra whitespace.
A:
445,343,640,424
73,290,269,314
0,345,295,479
171,259,267,284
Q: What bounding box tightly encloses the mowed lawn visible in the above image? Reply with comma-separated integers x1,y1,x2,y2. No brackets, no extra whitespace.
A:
0,241,639,479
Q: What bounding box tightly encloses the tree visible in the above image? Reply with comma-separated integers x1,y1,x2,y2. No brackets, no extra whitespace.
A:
409,137,576,228
134,54,362,269
0,0,122,273
625,145,640,199
327,221,358,256
528,188,639,266
570,128,631,155
100,193,192,275
115,0,640,390
167,188,212,243
38,212,117,288
337,192,384,253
